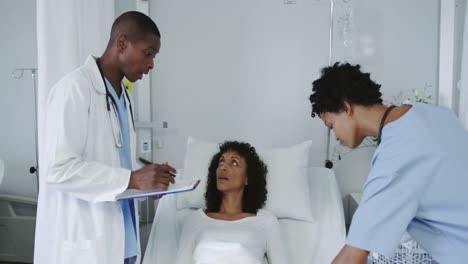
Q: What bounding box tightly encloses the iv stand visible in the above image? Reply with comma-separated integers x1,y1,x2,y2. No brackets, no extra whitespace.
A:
12,68,39,193
325,0,334,169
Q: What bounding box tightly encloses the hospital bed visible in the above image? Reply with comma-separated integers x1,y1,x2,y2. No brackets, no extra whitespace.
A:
0,158,36,263
142,166,346,264
0,194,36,263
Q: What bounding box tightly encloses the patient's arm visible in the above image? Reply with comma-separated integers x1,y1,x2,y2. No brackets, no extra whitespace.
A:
175,213,198,264
331,245,368,264
265,212,288,264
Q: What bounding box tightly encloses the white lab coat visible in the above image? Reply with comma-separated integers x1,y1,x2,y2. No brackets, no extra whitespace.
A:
34,56,140,264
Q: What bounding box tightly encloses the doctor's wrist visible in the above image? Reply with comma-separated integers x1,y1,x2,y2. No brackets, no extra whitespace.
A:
128,172,138,189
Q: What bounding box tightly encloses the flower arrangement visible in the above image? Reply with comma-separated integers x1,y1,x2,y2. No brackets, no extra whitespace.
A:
385,86,434,106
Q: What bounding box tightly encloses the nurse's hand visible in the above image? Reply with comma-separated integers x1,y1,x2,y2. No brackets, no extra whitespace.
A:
331,245,368,264
128,163,176,191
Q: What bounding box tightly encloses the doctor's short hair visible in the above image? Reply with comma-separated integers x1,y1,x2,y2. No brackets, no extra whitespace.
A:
205,141,268,214
108,11,161,47
309,62,383,118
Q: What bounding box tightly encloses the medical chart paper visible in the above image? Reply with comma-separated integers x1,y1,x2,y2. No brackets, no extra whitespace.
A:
117,179,200,200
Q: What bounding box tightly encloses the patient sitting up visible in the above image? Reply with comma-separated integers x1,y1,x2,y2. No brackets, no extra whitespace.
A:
175,141,287,264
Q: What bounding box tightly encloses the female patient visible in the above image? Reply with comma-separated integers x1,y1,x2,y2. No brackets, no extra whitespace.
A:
175,141,287,264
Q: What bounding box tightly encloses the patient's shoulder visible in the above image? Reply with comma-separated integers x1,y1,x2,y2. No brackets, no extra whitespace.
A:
256,209,282,234
191,208,205,219
181,209,205,226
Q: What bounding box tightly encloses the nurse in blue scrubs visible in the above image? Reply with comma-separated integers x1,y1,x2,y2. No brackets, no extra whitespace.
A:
309,62,468,264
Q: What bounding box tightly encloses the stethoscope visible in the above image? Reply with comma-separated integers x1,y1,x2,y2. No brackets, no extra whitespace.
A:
96,58,135,148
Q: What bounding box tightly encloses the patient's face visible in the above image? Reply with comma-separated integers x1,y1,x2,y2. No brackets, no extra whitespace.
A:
216,150,248,193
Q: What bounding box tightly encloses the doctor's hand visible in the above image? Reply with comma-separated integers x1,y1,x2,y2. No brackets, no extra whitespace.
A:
128,163,176,191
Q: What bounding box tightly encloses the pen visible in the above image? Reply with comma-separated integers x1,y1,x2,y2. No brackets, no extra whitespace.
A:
138,157,177,178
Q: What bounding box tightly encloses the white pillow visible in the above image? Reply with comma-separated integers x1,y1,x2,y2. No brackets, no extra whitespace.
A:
176,137,218,210
258,141,314,222
176,137,315,222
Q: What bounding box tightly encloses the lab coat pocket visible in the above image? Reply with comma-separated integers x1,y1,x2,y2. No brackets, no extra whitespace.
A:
60,236,106,264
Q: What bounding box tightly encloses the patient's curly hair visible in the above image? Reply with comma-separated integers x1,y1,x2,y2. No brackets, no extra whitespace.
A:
205,141,268,214
309,62,383,118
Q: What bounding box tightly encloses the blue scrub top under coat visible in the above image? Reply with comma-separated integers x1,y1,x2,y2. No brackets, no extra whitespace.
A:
105,78,138,259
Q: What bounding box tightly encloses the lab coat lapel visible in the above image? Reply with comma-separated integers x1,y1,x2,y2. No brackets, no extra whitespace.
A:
84,55,106,95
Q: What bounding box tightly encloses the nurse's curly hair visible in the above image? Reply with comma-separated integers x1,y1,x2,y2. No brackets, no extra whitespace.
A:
205,141,268,214
309,62,383,118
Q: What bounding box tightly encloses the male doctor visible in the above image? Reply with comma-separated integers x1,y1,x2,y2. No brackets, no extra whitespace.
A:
309,63,468,264
34,11,175,264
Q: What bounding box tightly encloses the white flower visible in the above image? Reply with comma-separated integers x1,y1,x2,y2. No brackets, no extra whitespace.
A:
383,100,394,107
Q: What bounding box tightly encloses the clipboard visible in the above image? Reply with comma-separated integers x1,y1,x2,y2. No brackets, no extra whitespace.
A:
116,179,200,200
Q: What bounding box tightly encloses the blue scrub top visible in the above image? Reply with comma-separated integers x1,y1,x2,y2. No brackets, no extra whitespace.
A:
347,103,468,264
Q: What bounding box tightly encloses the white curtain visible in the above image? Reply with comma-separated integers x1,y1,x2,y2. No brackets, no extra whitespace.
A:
460,3,468,130
37,0,114,185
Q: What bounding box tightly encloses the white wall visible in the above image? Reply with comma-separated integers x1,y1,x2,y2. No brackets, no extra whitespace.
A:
331,0,440,197
0,0,38,198
115,0,136,17
453,0,467,114
328,0,440,226
149,0,440,194
149,0,331,169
